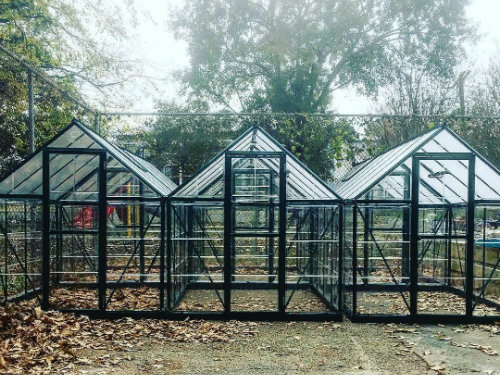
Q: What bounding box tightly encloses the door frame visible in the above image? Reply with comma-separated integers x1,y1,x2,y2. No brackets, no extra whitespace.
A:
410,152,475,318
223,150,286,317
41,147,107,310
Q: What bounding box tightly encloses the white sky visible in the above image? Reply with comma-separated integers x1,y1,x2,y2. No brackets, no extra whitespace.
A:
98,0,500,116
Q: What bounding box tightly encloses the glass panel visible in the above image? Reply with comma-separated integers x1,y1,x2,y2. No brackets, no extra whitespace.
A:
475,158,500,200
174,128,338,200
419,159,469,204
285,205,340,313
342,206,354,313
335,128,440,199
0,199,42,303
106,201,162,311
174,155,224,198
49,232,99,310
234,205,278,233
232,157,279,203
0,153,43,195
50,124,94,148
473,206,500,316
354,204,411,315
171,204,224,312
49,153,100,201
51,204,99,232
417,207,467,315
363,173,409,200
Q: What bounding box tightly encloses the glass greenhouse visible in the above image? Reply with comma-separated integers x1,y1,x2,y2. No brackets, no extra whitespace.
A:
168,125,342,319
1,120,499,323
0,119,176,313
335,126,500,323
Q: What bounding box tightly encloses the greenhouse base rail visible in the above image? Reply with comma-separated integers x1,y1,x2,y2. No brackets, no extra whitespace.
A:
58,309,343,321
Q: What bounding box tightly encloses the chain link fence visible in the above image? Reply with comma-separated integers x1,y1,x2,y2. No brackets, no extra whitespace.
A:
2,44,500,184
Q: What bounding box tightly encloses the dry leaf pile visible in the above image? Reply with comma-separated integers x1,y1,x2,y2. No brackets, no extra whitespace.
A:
50,287,160,310
178,289,330,312
0,299,259,375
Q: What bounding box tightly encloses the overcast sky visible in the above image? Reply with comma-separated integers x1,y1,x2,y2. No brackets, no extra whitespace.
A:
100,0,500,116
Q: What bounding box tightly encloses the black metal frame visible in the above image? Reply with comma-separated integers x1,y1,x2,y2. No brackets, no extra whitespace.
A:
1,122,499,323
165,147,342,320
345,151,500,323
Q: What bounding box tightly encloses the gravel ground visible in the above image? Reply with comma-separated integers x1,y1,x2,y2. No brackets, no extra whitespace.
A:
54,321,433,375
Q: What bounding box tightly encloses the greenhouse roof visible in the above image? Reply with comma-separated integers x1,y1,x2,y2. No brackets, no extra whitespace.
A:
0,118,176,198
171,126,340,200
334,126,500,202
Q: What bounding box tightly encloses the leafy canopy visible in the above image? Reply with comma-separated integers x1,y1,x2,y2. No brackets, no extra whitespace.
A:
172,0,473,113
0,0,135,173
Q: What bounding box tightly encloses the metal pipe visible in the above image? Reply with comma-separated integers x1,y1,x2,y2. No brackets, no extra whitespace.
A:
28,70,35,154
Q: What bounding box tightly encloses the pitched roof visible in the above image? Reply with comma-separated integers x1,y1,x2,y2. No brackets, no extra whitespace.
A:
171,126,340,200
334,126,500,202
0,118,176,198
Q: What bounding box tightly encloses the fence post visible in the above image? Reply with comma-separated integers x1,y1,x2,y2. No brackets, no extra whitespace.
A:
28,70,35,154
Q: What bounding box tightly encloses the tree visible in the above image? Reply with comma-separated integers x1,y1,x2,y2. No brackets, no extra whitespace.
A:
144,106,360,181
143,102,238,183
171,0,474,113
0,0,136,174
255,115,360,179
366,59,500,167
460,59,500,166
468,59,500,117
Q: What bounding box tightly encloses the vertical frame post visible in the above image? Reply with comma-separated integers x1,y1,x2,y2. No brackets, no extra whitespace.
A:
187,205,194,283
223,155,232,317
97,152,107,311
94,112,100,134
42,149,50,310
362,204,370,284
166,200,172,310
308,207,315,284
23,202,28,295
268,171,275,283
3,201,8,301
278,155,286,313
410,157,420,317
28,70,35,154
338,204,344,316
446,205,453,287
402,172,410,282
465,155,475,318
159,198,166,310
139,182,145,283
352,206,357,316
55,203,61,283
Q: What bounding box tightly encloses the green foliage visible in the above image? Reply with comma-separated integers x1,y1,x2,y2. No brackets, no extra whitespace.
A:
167,0,475,178
448,118,500,168
468,60,500,117
143,102,240,182
144,108,360,182
0,0,133,175
172,0,473,113
254,115,360,179
363,116,500,168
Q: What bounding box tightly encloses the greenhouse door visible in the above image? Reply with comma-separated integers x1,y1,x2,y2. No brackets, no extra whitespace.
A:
410,152,475,320
224,151,286,316
41,148,107,311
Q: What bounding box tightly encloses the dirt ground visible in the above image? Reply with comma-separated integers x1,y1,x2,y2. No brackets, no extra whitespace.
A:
51,321,499,375
1,294,499,374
